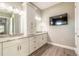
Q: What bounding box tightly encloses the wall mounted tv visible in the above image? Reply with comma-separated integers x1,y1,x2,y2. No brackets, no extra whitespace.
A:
49,13,68,26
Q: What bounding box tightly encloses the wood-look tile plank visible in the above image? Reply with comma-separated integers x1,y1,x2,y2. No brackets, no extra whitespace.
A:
30,44,76,56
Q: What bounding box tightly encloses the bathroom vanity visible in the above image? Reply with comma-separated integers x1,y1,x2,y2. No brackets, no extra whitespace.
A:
0,2,47,56
0,32,48,56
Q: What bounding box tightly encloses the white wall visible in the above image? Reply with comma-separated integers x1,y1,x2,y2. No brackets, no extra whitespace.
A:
26,3,42,36
42,2,75,47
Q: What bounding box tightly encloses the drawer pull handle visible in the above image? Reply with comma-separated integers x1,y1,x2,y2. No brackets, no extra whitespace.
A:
17,46,19,51
20,45,21,50
34,41,36,43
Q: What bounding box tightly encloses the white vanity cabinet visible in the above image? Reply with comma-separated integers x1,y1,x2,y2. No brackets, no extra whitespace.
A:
19,38,29,56
0,43,2,56
3,38,29,56
29,33,47,54
35,35,43,49
1,33,47,56
29,37,37,54
29,35,43,54
42,34,48,45
3,40,20,56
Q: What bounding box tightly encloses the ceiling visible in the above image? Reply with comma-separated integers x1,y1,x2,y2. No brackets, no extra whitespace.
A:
32,2,60,10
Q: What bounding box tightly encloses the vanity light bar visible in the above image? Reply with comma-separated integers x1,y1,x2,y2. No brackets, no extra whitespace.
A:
0,3,23,15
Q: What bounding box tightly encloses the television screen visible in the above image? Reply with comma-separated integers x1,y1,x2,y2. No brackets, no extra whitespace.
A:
49,13,68,26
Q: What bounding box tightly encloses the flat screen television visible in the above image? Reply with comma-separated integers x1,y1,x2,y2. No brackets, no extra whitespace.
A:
49,13,68,26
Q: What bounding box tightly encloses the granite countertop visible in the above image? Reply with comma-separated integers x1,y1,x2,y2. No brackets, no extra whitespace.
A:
27,32,47,37
0,34,25,43
0,32,47,43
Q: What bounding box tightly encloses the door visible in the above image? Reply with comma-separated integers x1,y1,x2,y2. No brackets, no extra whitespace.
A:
29,37,36,54
3,40,20,56
19,38,29,56
42,33,47,45
3,45,19,56
35,35,43,48
3,38,29,56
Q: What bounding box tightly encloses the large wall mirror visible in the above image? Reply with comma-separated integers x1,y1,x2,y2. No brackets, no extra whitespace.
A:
0,2,23,36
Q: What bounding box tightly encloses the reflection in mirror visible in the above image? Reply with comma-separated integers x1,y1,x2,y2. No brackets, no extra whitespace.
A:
0,3,22,36
0,12,21,36
0,12,11,35
0,17,7,34
9,13,21,35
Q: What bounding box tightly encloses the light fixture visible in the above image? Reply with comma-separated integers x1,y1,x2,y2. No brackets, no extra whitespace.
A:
8,6,13,11
56,21,62,25
19,11,24,15
13,8,19,14
13,8,23,15
0,3,7,9
0,3,22,15
35,16,41,21
0,3,13,12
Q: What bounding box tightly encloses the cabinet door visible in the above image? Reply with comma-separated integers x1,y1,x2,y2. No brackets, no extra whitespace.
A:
3,40,20,56
0,43,2,56
29,37,36,54
3,45,19,56
75,35,78,48
19,38,29,56
35,35,43,48
42,34,47,44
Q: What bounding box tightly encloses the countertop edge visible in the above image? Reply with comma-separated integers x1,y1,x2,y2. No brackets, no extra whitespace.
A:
0,32,48,43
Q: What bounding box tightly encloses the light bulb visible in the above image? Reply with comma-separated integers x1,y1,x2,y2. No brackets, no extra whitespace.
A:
0,3,6,9
56,21,62,25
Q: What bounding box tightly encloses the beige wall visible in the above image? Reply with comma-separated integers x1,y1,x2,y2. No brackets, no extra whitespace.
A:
42,2,75,47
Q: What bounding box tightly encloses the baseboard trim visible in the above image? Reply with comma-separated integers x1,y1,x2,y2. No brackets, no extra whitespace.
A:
47,42,76,51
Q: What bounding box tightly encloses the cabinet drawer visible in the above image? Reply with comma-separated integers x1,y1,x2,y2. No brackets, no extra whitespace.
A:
29,37,36,45
3,40,20,48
